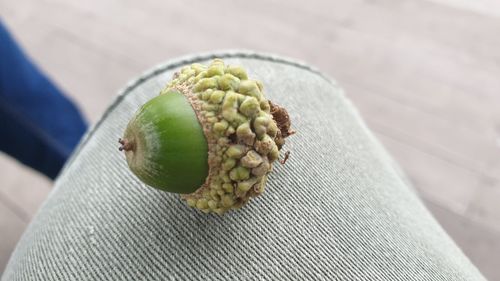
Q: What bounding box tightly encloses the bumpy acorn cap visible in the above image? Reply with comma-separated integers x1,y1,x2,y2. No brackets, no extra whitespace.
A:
121,59,293,215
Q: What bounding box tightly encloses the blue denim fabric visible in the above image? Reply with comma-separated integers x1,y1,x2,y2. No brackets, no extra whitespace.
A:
0,20,87,179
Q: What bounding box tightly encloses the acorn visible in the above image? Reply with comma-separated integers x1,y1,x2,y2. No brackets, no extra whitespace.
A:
120,59,294,215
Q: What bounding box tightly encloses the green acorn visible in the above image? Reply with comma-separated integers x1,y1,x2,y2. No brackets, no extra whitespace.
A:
120,59,294,215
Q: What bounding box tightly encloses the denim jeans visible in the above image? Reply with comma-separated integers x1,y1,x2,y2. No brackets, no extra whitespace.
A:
1,52,485,280
0,20,87,179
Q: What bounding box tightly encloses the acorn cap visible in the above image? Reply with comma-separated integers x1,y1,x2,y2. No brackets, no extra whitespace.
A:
121,59,293,215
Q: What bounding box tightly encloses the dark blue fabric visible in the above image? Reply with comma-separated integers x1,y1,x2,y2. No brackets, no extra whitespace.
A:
0,20,87,179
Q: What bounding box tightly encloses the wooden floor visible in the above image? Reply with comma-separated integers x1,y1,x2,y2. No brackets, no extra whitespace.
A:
1,0,499,279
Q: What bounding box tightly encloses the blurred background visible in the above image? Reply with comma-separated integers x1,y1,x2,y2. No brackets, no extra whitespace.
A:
1,0,499,279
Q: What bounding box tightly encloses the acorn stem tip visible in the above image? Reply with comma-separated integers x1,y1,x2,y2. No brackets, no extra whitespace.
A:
118,138,134,152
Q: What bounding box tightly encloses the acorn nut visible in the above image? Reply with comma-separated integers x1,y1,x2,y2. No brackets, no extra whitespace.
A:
120,59,294,214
